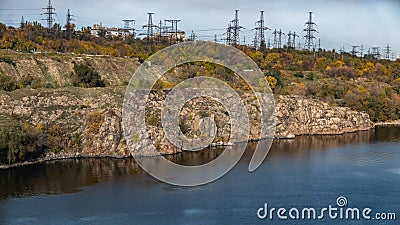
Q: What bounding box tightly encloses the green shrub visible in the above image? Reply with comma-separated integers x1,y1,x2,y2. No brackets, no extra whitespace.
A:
179,117,191,134
121,80,129,86
30,79,43,89
71,133,82,146
0,126,46,164
0,73,17,91
71,64,105,88
152,79,174,90
44,82,55,89
146,113,161,127
19,75,34,88
264,70,282,86
306,72,316,80
50,146,64,154
0,129,8,163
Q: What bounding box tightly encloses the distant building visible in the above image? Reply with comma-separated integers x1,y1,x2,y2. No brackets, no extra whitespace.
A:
155,31,186,41
90,23,186,41
90,24,133,38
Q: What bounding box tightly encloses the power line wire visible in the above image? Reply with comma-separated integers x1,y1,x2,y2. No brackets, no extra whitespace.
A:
0,8,41,11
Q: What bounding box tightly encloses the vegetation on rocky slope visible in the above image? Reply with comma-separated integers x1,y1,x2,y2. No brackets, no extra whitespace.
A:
0,122,47,164
158,54,400,122
1,21,399,120
248,50,400,122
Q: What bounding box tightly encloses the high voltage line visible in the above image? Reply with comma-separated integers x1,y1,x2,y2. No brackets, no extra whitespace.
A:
0,9,42,11
190,28,225,32
0,3,396,58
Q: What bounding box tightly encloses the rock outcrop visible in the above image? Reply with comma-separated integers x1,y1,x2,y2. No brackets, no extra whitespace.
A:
275,95,374,138
0,88,374,160
0,87,130,159
0,52,140,87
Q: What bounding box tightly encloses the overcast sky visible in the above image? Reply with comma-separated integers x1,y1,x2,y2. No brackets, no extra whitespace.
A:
1,0,399,56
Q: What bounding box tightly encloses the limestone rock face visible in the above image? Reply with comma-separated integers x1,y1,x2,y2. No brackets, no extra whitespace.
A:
0,53,140,87
274,95,374,138
0,87,130,158
0,88,374,159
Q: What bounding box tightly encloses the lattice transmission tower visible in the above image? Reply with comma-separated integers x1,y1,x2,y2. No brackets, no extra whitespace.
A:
303,12,318,50
42,0,56,30
255,10,270,50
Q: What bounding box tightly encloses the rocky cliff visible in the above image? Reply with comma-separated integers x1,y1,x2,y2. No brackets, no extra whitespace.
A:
275,95,374,138
0,51,140,87
0,87,374,161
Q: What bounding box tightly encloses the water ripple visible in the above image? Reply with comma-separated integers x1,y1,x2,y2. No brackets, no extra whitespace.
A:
387,168,400,175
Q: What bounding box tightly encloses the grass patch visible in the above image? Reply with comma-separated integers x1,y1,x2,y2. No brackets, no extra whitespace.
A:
86,111,102,133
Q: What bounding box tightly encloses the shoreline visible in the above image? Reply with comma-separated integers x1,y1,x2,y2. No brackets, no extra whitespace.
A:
374,120,400,127
0,125,389,170
0,154,131,170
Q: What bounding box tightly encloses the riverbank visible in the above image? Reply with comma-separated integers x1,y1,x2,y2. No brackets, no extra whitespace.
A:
0,153,129,170
0,127,379,170
2,121,398,170
0,87,375,167
375,119,400,127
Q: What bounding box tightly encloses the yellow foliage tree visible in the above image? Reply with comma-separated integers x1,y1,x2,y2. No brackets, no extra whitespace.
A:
334,60,345,67
266,53,280,65
1,35,15,49
363,62,374,72
266,76,277,89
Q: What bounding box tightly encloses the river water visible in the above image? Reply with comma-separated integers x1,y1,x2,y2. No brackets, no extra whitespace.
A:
0,127,399,224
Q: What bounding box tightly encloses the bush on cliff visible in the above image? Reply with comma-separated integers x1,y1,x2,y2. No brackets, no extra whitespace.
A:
70,64,105,88
0,125,46,164
0,73,17,91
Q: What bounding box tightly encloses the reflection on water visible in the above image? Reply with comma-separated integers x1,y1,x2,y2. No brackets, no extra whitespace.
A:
0,158,143,199
387,168,400,175
0,126,399,200
167,147,225,166
372,125,400,142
